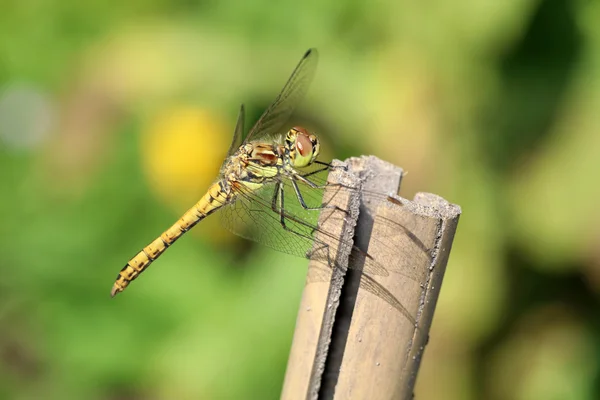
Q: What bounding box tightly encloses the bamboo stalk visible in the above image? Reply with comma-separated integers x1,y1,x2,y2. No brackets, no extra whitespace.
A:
281,156,461,400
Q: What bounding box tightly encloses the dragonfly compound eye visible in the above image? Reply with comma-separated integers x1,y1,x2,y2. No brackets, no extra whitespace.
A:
295,130,313,158
291,127,319,168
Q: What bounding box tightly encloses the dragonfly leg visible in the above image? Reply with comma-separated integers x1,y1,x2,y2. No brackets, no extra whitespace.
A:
292,174,354,225
298,159,350,184
297,162,357,198
314,160,348,172
290,178,333,211
296,171,357,195
275,182,317,237
274,181,332,253
301,178,357,196
272,181,315,238
271,182,281,213
270,182,351,273
289,176,355,238
274,182,288,229
294,173,324,189
300,162,334,179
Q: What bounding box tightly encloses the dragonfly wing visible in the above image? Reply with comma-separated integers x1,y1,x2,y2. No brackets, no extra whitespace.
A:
291,165,432,281
220,178,319,260
305,263,417,326
223,104,246,164
243,49,319,144
218,167,429,321
218,170,393,278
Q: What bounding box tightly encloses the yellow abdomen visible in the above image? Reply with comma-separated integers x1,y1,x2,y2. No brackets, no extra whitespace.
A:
111,181,230,297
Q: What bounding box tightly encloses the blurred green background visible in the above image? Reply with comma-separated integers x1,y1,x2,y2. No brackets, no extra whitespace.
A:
1,0,599,399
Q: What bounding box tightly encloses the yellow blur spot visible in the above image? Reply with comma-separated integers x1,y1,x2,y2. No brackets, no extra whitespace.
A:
140,106,234,244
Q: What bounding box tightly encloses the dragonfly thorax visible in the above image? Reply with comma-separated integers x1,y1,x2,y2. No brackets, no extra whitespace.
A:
285,127,320,168
220,142,282,187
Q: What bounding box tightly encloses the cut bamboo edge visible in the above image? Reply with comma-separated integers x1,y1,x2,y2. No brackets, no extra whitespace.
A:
281,155,462,400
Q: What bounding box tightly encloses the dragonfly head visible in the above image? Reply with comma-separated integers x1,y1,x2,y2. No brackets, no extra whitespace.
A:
287,126,320,168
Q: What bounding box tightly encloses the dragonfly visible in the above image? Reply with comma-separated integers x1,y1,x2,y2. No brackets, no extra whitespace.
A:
110,49,430,323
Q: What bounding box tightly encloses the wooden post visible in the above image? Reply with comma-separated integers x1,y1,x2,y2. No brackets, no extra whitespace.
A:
281,156,461,400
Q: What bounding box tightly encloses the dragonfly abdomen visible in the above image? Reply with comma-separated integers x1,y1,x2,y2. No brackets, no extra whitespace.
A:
110,181,232,297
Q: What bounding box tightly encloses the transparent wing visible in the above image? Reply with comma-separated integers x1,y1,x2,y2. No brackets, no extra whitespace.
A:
219,168,430,323
243,49,318,144
220,178,327,263
299,167,432,280
219,166,428,280
224,104,245,161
